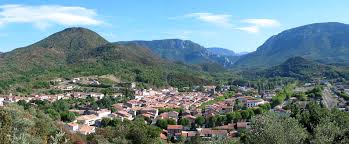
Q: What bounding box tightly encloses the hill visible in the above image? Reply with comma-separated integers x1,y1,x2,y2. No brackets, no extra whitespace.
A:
117,39,238,68
260,57,349,80
0,28,214,94
235,22,349,68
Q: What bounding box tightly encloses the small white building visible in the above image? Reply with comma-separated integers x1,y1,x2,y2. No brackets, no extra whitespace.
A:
65,122,79,132
95,109,111,119
89,93,105,100
246,99,266,108
113,111,134,121
76,114,99,125
0,97,4,106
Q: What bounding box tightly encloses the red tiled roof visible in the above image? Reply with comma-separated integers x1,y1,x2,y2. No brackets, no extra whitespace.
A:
237,122,247,128
167,125,183,130
200,128,227,135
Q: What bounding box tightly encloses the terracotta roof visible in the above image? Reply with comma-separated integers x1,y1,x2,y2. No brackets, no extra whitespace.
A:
160,133,167,140
184,115,196,119
181,131,197,137
214,124,235,130
79,125,95,133
200,128,227,135
236,122,247,128
67,122,78,127
167,125,183,130
76,114,98,121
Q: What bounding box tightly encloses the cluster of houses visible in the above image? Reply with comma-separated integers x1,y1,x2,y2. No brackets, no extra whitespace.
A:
0,92,106,106
0,81,274,140
163,122,250,140
331,82,349,112
65,109,114,135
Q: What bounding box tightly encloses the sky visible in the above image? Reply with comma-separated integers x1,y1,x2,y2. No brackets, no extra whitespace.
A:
0,0,349,53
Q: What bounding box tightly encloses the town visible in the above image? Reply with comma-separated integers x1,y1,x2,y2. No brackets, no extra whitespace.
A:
1,76,348,143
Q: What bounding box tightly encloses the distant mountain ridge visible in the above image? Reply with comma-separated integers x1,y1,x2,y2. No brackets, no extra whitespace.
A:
0,28,214,92
117,39,239,68
234,22,349,68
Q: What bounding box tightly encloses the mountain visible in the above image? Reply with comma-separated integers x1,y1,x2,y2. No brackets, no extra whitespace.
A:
117,39,238,67
260,57,349,80
1,27,110,70
207,47,236,56
118,39,210,64
235,22,349,68
237,52,249,56
0,28,213,93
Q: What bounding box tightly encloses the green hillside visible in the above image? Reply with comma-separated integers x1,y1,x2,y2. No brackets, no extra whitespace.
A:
235,22,349,68
0,28,214,94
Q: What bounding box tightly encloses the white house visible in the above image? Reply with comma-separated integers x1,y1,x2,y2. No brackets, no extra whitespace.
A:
0,97,4,106
65,122,79,132
89,93,105,100
114,111,134,121
95,109,111,119
246,99,266,108
76,114,99,125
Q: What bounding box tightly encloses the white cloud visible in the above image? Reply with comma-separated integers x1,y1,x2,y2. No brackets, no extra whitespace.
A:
236,26,259,33
176,13,280,33
241,19,280,27
237,19,280,33
0,4,103,29
184,12,233,28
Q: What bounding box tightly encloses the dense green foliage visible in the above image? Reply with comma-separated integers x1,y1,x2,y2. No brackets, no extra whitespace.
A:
0,105,68,144
259,57,349,81
271,83,296,107
243,112,307,144
338,91,349,100
88,118,162,144
0,28,217,94
244,102,349,143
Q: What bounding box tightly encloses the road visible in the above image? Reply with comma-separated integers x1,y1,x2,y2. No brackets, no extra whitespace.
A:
322,87,338,109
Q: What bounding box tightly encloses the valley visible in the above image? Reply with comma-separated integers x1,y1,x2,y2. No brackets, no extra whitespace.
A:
1,22,349,144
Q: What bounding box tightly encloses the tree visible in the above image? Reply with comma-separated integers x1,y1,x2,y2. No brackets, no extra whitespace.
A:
195,116,205,127
217,115,227,126
46,109,61,120
226,112,234,123
253,108,263,115
234,100,244,110
188,134,202,144
167,119,177,125
241,110,250,120
259,103,271,111
17,100,30,109
0,109,12,144
293,92,307,101
156,119,168,129
208,116,217,127
243,112,307,144
233,111,242,122
60,111,76,122
101,118,111,127
313,118,342,143
178,118,190,127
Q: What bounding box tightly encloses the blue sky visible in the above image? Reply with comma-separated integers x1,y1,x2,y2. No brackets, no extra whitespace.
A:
0,0,348,52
